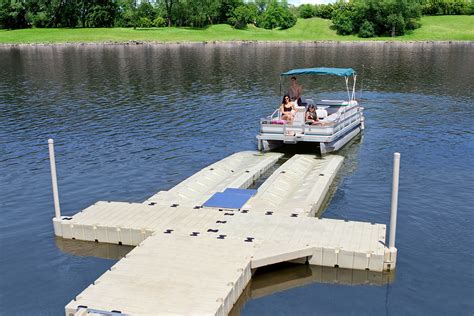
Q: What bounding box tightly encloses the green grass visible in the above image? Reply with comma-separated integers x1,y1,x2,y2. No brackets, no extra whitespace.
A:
0,15,472,44
401,15,474,40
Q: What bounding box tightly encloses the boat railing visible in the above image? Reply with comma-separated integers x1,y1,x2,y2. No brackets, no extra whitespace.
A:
271,108,280,120
332,100,360,124
261,101,362,128
260,108,281,124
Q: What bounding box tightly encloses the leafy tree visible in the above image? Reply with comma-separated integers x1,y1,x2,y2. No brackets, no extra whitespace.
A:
153,15,166,27
386,13,405,36
158,0,175,26
381,0,421,35
315,3,334,19
137,1,156,21
257,1,296,29
298,4,314,18
175,0,219,27
197,0,221,26
115,0,138,27
217,0,243,24
24,0,50,27
27,10,49,27
85,0,117,27
332,10,354,35
421,0,471,15
331,2,355,35
137,16,152,27
0,0,29,29
229,3,257,28
331,0,422,38
358,19,375,37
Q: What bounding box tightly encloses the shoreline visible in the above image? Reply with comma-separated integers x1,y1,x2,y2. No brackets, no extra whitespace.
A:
0,39,472,47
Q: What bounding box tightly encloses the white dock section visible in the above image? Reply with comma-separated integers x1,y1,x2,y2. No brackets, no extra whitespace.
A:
53,151,397,315
243,155,343,216
66,233,254,315
146,151,282,207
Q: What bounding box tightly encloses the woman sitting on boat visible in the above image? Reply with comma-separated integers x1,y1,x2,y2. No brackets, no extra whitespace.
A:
305,105,319,125
279,95,295,123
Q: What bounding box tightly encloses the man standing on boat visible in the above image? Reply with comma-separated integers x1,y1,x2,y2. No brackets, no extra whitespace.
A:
288,76,303,106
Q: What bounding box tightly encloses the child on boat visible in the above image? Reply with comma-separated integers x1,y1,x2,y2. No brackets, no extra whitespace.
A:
305,104,319,125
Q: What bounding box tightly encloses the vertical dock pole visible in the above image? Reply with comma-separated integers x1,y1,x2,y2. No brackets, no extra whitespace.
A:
389,152,400,249
48,139,61,219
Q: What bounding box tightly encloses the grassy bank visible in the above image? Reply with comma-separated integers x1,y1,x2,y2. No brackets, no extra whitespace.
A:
0,15,472,44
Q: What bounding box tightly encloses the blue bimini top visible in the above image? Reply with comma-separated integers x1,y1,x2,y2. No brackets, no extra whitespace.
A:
281,67,356,77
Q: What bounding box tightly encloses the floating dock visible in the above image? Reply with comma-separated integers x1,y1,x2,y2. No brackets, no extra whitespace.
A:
51,150,398,316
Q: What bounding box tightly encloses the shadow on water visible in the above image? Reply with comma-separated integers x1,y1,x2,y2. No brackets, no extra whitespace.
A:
230,262,395,316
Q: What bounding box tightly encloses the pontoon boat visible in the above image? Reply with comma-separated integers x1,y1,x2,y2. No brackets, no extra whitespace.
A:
257,67,364,154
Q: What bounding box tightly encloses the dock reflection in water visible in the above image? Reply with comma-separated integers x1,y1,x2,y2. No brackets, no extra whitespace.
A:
55,237,133,260
231,262,395,315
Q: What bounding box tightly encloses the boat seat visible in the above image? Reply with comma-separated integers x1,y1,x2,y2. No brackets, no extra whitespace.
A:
324,113,340,122
293,106,306,125
316,109,328,119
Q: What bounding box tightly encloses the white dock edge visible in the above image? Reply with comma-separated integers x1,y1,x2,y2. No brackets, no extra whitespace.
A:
55,202,390,272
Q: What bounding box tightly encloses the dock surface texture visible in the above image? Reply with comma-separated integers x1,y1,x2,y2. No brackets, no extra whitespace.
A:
54,151,396,316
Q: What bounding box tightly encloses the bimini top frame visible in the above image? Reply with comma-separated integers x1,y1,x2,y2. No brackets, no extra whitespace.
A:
280,67,358,103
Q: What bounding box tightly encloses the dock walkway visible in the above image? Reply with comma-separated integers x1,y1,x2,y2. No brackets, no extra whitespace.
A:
53,151,397,316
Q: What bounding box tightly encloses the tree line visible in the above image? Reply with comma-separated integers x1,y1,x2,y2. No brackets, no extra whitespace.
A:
1,0,472,37
297,0,472,37
0,0,296,30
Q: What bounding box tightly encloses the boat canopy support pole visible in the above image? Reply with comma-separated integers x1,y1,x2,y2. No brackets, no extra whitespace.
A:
345,77,351,102
351,74,357,101
48,139,62,219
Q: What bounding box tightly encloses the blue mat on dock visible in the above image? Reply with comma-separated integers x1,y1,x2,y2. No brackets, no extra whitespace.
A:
203,188,257,209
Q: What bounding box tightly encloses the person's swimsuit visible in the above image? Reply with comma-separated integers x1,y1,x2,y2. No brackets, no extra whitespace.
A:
307,112,317,120
283,104,292,112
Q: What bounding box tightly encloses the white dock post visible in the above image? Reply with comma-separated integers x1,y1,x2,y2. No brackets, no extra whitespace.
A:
48,139,61,219
389,152,400,249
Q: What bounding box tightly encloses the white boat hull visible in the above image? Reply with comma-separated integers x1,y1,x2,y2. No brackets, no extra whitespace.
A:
257,104,364,154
